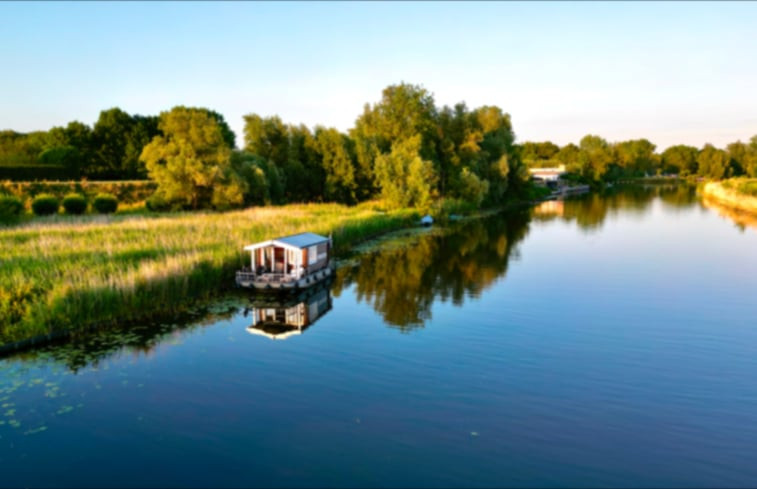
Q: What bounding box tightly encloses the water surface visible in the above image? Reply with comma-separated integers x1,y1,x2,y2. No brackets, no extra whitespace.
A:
2,185,757,487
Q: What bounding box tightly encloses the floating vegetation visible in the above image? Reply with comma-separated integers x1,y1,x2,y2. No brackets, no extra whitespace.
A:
23,426,47,436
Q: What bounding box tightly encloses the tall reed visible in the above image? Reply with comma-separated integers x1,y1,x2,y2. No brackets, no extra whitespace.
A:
0,202,418,345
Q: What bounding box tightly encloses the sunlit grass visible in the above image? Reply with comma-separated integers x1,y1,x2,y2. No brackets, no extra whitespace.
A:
702,179,757,215
0,201,418,346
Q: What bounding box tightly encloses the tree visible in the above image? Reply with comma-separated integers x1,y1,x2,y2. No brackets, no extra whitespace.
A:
352,82,439,196
613,139,657,176
314,126,358,203
555,143,581,173
697,144,731,179
661,145,698,176
141,106,242,209
747,136,757,178
578,135,613,181
374,135,437,209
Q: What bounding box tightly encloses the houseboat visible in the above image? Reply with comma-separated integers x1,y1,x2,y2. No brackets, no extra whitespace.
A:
244,283,332,340
236,232,334,290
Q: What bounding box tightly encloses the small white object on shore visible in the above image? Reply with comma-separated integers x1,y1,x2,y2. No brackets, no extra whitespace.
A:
420,215,433,226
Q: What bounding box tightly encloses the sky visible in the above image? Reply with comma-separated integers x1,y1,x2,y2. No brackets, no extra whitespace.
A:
1,1,756,150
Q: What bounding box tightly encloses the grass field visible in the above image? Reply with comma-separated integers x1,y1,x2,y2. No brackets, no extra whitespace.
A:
0,202,418,347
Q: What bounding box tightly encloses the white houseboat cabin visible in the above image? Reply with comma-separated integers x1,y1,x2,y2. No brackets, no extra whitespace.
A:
236,232,333,290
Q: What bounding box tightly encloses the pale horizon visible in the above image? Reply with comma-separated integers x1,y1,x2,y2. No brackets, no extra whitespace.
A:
2,2,756,151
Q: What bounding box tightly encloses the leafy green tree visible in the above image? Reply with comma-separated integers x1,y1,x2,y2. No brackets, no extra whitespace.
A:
352,83,439,194
374,135,437,209
520,141,560,167
314,126,358,203
747,136,757,178
661,145,699,176
697,144,731,179
613,139,657,176
141,106,242,209
555,143,581,173
578,135,613,181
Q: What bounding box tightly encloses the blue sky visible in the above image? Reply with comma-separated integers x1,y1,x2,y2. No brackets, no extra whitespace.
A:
1,1,756,150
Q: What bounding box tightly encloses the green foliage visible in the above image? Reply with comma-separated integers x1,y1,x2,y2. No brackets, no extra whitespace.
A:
374,135,437,210
0,203,417,345
0,195,24,222
145,192,172,212
62,193,87,215
92,193,118,214
697,144,731,179
314,127,358,203
141,106,240,210
0,180,156,205
31,193,59,216
661,145,699,176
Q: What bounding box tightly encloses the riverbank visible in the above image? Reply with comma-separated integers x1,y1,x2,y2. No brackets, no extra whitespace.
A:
701,179,757,215
0,202,419,350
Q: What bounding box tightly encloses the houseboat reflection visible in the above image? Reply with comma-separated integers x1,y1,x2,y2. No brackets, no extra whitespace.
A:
244,284,333,340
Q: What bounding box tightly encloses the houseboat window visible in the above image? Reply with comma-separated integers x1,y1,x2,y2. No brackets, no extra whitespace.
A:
308,245,318,265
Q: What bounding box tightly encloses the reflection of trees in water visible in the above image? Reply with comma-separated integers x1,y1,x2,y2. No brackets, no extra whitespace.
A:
532,184,698,231
332,212,531,331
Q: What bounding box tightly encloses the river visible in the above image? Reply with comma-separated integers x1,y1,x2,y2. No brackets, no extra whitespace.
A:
1,184,757,487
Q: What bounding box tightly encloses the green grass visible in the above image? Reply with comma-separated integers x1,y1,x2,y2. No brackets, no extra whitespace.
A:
0,201,419,347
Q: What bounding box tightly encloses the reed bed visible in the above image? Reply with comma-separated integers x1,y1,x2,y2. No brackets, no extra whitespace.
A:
0,202,418,345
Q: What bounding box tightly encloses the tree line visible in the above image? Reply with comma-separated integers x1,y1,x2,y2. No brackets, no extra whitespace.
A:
3,82,755,210
139,83,530,210
520,135,757,182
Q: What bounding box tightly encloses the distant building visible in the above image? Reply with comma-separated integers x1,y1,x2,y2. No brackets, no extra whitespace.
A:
529,165,567,183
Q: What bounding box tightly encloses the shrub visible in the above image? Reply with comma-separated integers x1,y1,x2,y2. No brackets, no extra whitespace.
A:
93,193,118,214
145,193,171,212
0,195,24,222
62,193,87,215
31,193,59,216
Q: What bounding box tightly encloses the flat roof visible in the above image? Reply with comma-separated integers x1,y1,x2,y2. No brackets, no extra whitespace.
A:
276,232,329,249
244,232,329,251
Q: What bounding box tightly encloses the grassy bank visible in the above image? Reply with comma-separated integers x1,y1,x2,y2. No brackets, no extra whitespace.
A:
701,179,757,215
0,202,418,347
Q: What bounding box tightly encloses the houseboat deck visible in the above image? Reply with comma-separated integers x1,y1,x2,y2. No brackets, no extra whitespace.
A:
236,232,334,291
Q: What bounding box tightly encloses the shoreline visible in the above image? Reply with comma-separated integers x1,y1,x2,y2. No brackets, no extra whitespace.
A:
701,180,757,216
0,197,546,356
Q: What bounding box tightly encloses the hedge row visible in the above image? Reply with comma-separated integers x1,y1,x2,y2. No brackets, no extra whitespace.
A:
0,165,70,181
0,180,156,204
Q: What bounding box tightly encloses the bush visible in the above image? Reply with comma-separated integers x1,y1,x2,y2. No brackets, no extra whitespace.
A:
145,193,171,212
62,193,87,215
0,195,24,222
31,193,59,216
93,193,118,214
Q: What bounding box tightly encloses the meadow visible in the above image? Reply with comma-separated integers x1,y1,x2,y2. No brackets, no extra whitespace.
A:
0,202,418,348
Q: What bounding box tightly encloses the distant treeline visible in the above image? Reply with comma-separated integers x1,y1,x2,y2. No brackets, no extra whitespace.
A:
520,136,757,181
1,83,527,210
3,82,756,210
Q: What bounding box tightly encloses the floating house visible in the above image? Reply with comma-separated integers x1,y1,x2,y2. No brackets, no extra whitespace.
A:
245,284,332,340
236,232,333,290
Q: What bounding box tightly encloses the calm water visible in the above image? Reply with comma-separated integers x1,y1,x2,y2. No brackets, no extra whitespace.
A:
2,185,757,487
